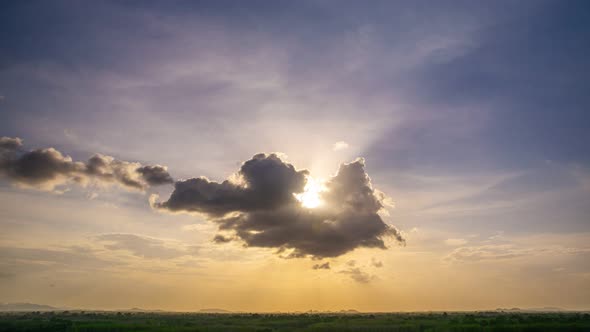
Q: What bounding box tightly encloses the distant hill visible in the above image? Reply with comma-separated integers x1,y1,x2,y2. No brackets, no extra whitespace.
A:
496,307,568,312
0,303,61,311
199,308,232,313
496,308,522,312
339,309,361,314
124,307,164,312
526,307,568,312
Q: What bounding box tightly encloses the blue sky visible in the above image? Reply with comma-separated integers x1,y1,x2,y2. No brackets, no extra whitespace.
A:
0,0,589,311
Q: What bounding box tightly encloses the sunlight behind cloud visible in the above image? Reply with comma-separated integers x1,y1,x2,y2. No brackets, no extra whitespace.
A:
294,176,326,209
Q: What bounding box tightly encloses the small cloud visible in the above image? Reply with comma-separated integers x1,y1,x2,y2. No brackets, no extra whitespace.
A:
371,258,383,268
136,165,174,185
340,267,374,283
212,235,233,243
332,141,349,151
312,262,330,270
444,238,467,246
0,95,5,101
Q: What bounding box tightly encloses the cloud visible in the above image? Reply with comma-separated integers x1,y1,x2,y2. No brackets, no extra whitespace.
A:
442,244,589,263
332,141,349,151
1,138,403,259
444,244,531,262
95,233,199,260
0,137,22,151
444,238,467,246
0,136,172,191
136,165,174,186
181,223,215,232
371,258,383,268
154,154,405,258
0,245,117,270
154,153,308,216
339,267,374,283
312,262,331,270
212,234,233,244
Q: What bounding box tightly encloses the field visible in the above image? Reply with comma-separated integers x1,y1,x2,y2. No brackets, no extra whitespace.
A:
1,311,590,332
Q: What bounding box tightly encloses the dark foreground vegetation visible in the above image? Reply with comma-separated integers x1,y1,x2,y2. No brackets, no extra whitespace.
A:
1,311,589,332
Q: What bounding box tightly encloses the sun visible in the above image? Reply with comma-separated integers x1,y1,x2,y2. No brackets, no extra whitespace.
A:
294,176,326,208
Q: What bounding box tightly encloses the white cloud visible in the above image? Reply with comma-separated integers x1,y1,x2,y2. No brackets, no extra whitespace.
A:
332,141,349,151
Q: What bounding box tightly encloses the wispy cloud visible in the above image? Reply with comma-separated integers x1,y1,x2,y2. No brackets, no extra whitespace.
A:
339,267,374,284
95,233,199,260
444,244,590,263
444,238,467,246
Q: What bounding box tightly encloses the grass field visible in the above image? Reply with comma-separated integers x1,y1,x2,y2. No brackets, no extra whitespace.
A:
1,311,589,332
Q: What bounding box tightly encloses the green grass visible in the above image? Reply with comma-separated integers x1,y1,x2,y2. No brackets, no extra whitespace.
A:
1,311,589,332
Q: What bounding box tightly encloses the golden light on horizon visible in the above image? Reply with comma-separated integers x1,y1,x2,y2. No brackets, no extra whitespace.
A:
294,176,326,209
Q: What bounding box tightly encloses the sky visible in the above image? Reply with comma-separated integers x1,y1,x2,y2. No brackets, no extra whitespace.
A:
0,0,589,312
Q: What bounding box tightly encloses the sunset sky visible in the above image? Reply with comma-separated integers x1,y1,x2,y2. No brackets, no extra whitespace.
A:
1,0,589,312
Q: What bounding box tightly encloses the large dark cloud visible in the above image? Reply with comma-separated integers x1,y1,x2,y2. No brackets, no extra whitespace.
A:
155,154,404,258
0,136,173,191
155,153,308,216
